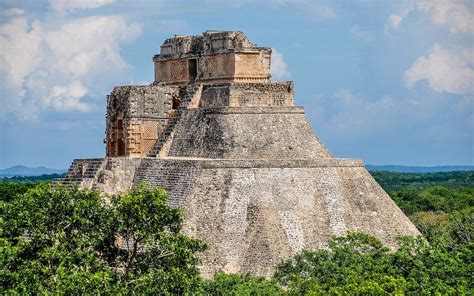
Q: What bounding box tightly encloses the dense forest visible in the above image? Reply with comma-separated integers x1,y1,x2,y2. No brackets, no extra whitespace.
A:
1,171,472,294
370,170,474,191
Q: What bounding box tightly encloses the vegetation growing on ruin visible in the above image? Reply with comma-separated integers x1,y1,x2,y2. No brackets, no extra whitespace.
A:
1,171,472,294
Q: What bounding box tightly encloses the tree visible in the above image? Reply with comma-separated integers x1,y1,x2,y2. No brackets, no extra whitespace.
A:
273,233,472,295
0,182,37,202
202,273,284,295
1,183,206,294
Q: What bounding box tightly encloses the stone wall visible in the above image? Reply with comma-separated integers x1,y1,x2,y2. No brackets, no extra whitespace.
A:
154,58,189,85
200,82,294,107
153,31,271,85
165,107,332,160
133,159,200,208
158,31,256,58
233,51,271,81
154,52,271,85
94,157,142,194
132,158,420,278
105,85,179,157
54,157,141,195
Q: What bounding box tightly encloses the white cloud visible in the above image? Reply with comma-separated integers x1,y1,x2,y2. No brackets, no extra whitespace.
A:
350,25,374,45
313,89,444,139
386,2,414,30
2,7,24,16
418,0,474,34
49,0,116,14
0,15,141,119
49,81,90,112
404,44,474,95
388,0,474,34
318,91,398,136
388,14,403,29
271,48,291,81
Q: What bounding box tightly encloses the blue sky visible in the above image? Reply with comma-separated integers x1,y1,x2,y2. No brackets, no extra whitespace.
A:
1,0,473,169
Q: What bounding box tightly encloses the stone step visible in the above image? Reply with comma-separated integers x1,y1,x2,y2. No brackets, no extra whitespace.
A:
67,166,102,172
147,89,199,157
68,163,102,167
69,162,104,167
57,158,106,186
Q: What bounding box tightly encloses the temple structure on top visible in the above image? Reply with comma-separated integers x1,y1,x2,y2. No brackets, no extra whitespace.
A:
153,31,271,84
56,31,420,278
104,31,292,158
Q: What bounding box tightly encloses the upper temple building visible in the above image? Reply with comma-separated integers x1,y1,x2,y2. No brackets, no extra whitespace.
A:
153,31,271,84
104,31,293,158
56,31,420,278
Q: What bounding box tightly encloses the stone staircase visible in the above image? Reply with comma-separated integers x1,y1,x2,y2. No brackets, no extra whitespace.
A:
148,84,202,157
52,158,106,187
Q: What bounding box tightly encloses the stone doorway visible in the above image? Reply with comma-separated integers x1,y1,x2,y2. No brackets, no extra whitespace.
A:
116,119,125,156
188,58,197,80
172,96,181,109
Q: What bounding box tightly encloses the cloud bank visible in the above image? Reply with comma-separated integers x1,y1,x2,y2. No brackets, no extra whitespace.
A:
388,0,474,34
0,7,141,120
387,0,473,98
49,0,116,14
404,44,473,95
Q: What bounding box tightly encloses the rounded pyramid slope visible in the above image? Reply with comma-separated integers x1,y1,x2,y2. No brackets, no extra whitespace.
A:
166,107,332,160
134,157,420,277
133,105,421,277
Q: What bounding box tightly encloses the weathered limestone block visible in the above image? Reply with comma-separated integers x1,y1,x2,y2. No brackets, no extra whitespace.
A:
132,159,420,278
105,85,178,157
165,107,332,160
154,31,271,84
200,82,294,107
93,157,142,194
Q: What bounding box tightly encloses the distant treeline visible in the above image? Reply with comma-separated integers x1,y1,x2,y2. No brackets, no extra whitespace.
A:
3,171,472,189
369,170,474,192
0,173,65,183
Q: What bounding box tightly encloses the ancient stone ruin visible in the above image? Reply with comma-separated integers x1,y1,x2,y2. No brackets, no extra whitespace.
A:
55,31,420,277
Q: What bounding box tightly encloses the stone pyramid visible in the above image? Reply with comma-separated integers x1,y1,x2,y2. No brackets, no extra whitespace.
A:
56,31,420,277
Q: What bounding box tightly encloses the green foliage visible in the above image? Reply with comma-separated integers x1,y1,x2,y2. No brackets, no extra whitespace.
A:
1,183,206,294
0,182,38,202
370,170,474,192
390,186,474,215
409,209,473,250
387,182,473,252
274,233,473,295
203,273,284,295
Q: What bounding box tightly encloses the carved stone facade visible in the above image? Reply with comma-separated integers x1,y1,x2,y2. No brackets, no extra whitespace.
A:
105,85,178,157
154,31,271,84
55,31,420,278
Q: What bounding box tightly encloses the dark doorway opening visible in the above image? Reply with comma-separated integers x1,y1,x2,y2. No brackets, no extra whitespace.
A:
172,97,181,109
117,119,125,156
188,58,197,81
